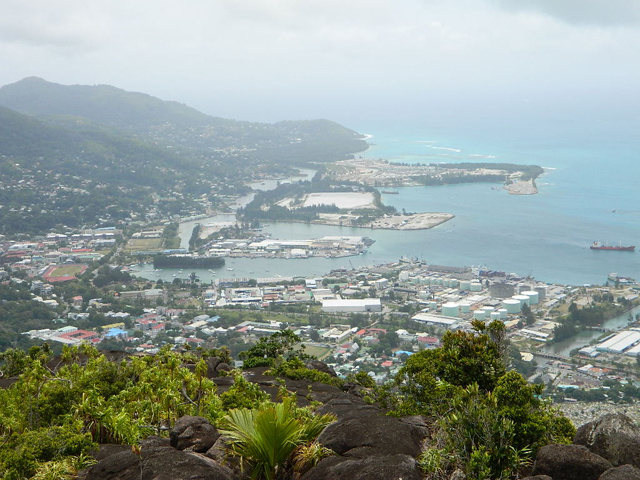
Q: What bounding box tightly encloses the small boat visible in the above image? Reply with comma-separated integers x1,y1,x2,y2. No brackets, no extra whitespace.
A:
227,267,234,271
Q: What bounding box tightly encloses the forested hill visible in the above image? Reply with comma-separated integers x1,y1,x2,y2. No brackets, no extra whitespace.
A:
0,77,368,163
0,78,369,235
0,76,211,130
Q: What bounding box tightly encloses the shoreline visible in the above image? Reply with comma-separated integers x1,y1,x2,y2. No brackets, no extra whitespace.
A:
504,178,538,195
278,212,455,231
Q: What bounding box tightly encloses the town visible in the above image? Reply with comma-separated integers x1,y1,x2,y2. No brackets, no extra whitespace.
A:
3,222,640,425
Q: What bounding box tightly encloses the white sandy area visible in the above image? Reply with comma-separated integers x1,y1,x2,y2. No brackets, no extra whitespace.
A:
302,192,376,209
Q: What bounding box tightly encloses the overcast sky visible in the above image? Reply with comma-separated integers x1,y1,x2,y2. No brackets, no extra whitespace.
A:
1,0,639,126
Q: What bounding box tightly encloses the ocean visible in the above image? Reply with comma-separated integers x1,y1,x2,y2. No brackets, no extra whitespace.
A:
133,107,640,287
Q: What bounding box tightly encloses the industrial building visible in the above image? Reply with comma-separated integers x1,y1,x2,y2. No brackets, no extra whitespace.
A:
596,329,640,354
321,298,382,313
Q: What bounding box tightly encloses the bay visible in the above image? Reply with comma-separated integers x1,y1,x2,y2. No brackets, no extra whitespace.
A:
134,113,640,287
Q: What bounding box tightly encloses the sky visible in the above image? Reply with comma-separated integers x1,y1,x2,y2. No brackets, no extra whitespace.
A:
1,0,639,127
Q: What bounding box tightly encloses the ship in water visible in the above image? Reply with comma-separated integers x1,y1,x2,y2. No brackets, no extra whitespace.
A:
590,241,635,252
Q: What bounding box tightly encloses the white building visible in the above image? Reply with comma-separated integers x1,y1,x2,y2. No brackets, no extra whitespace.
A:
321,298,382,313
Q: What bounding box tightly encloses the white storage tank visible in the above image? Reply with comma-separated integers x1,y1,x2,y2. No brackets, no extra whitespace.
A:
513,294,530,306
490,311,501,321
473,309,486,320
522,290,539,305
503,299,521,314
482,306,495,313
470,281,482,292
419,290,429,300
429,301,438,310
442,302,459,317
498,308,508,320
459,302,472,314
459,281,471,291
449,279,459,288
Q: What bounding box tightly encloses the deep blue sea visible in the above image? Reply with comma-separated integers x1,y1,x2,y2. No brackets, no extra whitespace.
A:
134,108,640,286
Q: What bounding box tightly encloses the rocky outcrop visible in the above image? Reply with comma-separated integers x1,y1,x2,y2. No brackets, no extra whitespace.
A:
573,413,640,468
306,360,337,377
300,454,422,480
79,445,237,480
532,444,612,480
599,464,640,480
170,415,220,453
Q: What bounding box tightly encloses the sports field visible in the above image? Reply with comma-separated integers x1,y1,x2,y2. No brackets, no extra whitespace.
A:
43,264,88,282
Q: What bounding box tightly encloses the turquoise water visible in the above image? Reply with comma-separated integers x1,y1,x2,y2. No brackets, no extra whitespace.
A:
134,112,640,286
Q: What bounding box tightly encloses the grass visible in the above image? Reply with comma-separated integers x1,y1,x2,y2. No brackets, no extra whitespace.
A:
124,238,163,252
303,345,332,360
46,264,87,277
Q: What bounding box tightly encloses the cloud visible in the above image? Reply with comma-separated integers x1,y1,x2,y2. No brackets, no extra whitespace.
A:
491,0,640,26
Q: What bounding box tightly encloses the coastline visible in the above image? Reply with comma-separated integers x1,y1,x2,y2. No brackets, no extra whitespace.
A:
298,212,455,230
505,179,538,195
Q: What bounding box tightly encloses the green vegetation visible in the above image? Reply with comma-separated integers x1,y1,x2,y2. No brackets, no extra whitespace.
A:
239,330,311,369
238,177,395,224
552,301,627,342
387,321,574,479
0,320,577,480
162,223,181,249
220,396,335,480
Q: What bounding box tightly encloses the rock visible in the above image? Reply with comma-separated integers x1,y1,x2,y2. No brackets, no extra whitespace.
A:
521,476,552,480
316,415,427,458
216,362,232,373
88,444,132,462
574,413,640,467
300,453,422,480
314,397,382,420
205,436,245,478
306,360,337,377
139,436,171,449
206,356,222,377
81,445,237,480
599,464,640,480
532,444,612,480
170,416,220,453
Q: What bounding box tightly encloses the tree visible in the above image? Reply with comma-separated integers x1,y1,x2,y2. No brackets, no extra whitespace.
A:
239,330,311,368
391,321,574,479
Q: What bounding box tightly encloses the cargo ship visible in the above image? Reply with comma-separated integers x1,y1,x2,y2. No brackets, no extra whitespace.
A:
590,242,635,252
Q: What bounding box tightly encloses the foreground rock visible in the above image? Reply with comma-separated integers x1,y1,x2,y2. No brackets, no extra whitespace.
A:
170,415,220,452
80,445,237,480
532,444,612,480
300,454,421,480
573,413,640,468
599,464,640,480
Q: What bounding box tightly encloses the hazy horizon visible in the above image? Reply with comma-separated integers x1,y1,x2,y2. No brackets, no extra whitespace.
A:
1,1,639,128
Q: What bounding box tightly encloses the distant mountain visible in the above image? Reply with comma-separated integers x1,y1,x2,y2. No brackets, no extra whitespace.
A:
0,77,368,163
0,76,212,131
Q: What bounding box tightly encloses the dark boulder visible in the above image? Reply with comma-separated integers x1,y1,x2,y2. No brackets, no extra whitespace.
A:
170,415,220,453
599,464,640,480
314,397,382,420
316,415,427,458
306,360,337,377
80,445,237,480
532,444,612,480
300,453,422,480
574,413,640,467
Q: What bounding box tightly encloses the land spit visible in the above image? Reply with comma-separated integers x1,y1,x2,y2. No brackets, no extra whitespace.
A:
315,212,454,230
